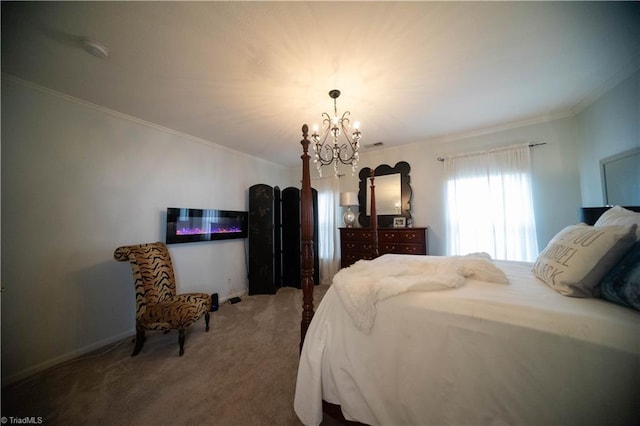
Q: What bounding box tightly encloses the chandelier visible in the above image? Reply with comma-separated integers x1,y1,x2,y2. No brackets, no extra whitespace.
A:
311,89,361,176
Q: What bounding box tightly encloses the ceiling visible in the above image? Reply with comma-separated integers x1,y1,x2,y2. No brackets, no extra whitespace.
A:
2,1,639,167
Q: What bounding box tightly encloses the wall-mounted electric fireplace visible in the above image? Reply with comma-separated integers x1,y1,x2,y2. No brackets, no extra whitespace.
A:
166,207,248,244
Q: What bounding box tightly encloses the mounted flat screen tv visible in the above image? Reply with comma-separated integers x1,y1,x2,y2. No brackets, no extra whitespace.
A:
166,207,248,244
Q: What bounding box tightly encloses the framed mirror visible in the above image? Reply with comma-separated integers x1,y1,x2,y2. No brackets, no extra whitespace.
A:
601,147,640,205
358,161,412,228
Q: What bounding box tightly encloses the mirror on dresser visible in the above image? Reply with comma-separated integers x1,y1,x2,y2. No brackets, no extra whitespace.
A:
358,161,412,228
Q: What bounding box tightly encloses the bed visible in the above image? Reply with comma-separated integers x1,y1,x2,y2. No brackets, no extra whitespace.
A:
293,125,640,425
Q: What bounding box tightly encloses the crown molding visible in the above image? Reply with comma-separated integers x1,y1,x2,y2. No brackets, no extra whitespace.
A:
423,110,576,147
570,60,640,116
1,73,288,170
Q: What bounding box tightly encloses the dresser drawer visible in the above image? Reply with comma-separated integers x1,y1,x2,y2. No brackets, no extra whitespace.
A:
343,252,375,265
342,229,375,241
381,242,424,255
340,227,428,268
379,230,400,242
343,241,376,252
396,229,425,243
396,244,425,254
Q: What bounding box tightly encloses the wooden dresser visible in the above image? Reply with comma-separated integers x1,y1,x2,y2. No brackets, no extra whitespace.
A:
339,227,428,268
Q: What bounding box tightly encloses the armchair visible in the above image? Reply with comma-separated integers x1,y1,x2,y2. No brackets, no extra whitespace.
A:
114,242,211,356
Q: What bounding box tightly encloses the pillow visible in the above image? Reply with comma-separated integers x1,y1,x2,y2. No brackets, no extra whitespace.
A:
532,223,637,297
594,206,640,240
600,241,640,311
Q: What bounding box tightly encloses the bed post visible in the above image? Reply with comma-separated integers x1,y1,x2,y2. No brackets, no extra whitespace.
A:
300,124,315,351
369,170,379,258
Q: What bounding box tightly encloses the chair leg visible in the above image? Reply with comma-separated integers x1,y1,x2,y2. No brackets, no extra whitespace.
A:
205,312,210,332
178,329,185,356
131,330,145,357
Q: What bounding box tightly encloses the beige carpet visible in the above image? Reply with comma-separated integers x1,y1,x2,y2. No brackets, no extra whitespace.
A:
2,285,333,425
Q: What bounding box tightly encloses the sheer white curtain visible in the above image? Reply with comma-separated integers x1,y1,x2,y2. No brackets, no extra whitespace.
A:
444,144,538,261
313,176,340,284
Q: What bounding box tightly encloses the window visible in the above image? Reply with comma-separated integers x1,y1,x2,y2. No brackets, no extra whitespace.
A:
314,177,340,284
444,145,538,261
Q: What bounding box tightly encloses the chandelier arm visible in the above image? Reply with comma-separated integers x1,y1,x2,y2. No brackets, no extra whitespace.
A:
336,142,357,164
315,130,336,165
340,111,351,124
339,121,360,146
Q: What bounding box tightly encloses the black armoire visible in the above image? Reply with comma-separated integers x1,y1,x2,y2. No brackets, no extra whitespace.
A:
248,184,319,295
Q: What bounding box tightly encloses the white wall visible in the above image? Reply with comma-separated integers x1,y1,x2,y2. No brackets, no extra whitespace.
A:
576,70,640,205
304,115,582,256
1,77,291,383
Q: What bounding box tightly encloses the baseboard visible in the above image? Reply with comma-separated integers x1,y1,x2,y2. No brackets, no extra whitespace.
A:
2,329,135,386
4,293,247,386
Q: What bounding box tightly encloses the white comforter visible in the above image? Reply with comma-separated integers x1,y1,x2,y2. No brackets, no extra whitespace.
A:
294,255,640,426
333,254,509,333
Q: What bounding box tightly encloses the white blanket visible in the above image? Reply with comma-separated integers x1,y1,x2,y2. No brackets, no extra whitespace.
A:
333,254,509,333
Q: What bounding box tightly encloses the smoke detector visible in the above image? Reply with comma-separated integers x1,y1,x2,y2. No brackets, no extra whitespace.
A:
82,38,109,59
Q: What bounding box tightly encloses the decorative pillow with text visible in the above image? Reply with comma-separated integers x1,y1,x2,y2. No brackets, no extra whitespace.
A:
532,223,637,297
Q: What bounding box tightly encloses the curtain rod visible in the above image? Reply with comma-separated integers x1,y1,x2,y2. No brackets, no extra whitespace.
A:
436,142,546,162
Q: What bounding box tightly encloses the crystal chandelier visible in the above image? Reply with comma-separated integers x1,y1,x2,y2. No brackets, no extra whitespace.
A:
311,90,361,176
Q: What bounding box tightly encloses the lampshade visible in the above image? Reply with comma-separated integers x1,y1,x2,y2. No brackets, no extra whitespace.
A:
340,192,359,207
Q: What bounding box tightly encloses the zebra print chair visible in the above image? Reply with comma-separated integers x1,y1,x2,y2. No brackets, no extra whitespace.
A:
114,242,211,356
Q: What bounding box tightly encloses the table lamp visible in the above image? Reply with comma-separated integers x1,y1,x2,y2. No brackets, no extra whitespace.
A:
339,192,359,228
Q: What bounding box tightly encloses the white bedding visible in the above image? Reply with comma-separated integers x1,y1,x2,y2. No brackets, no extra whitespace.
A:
333,254,509,334
294,255,640,426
